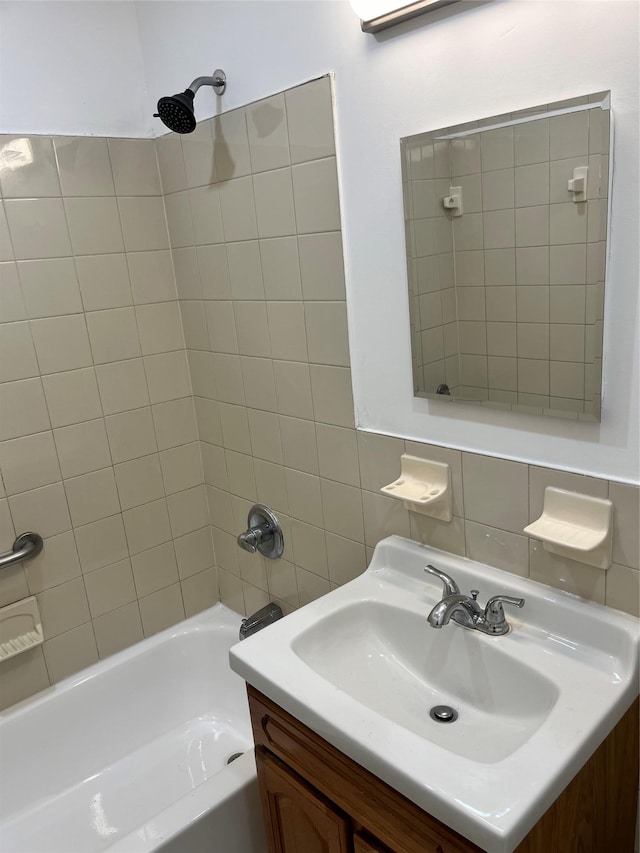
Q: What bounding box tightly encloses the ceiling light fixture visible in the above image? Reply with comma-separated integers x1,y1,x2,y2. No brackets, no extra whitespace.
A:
350,0,460,33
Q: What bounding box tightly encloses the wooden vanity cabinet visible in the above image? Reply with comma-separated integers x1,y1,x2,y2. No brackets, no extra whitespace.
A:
248,686,639,853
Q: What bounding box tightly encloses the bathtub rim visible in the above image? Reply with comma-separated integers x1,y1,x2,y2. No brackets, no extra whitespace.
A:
0,601,243,721
107,748,259,853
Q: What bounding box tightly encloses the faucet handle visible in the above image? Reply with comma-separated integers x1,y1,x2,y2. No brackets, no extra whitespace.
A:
484,594,525,625
424,564,460,597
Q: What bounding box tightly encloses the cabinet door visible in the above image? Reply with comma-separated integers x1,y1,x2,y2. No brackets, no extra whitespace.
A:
256,747,353,853
354,831,392,853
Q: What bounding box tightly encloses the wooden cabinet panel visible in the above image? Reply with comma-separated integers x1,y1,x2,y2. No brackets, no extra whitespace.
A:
353,831,392,853
256,746,352,853
250,687,639,853
249,686,481,853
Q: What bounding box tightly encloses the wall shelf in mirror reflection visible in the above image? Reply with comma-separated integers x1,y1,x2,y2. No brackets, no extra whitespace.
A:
401,91,611,422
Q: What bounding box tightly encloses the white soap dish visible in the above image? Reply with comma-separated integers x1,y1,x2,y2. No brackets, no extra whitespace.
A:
523,487,613,570
381,454,452,521
0,596,44,662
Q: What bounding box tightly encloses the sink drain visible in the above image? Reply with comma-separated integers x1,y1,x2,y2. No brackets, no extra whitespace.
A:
429,705,458,723
226,752,244,764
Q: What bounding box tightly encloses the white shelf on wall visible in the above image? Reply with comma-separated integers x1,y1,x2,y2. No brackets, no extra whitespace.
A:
0,597,43,662
381,454,452,521
524,487,614,570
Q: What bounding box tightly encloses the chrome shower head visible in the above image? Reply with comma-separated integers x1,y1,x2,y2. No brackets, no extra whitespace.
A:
154,69,226,135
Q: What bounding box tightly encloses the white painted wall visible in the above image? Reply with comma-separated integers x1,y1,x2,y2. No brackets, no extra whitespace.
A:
0,1,152,137
136,0,639,484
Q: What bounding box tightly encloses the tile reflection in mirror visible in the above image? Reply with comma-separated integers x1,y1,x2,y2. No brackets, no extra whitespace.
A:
401,92,610,421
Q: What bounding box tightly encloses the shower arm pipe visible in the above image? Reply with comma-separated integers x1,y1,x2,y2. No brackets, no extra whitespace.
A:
188,70,226,96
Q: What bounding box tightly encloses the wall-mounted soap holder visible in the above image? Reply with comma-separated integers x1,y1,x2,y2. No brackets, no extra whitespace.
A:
0,596,44,662
381,454,452,521
523,487,613,570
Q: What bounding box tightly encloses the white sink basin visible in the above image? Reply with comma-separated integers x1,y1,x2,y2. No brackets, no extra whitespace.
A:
292,601,558,763
230,536,639,852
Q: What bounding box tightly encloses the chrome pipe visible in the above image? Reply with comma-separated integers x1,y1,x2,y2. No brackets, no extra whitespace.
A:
0,533,43,570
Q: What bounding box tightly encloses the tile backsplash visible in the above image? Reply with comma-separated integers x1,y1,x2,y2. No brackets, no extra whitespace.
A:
1,77,638,712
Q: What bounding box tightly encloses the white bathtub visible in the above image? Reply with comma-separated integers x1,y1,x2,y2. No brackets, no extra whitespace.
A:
0,604,267,853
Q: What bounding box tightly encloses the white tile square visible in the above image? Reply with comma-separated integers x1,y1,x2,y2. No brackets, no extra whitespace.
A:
483,210,514,249
550,285,586,323
136,302,184,355
550,323,585,362
515,163,550,207
0,136,60,198
515,205,549,247
484,249,515,286
454,212,484,251
18,258,83,319
549,202,587,245
75,254,133,311
54,419,111,478
481,169,514,211
450,135,481,176
549,244,586,285
96,358,149,415
486,321,516,357
86,307,141,364
64,197,123,255
247,93,290,173
114,454,164,510
485,286,516,322
30,315,92,374
550,111,589,160
0,262,26,321
55,136,114,196
517,322,549,359
0,431,61,495
144,351,191,404
549,360,584,398
514,119,549,166
291,158,341,234
286,78,335,165
189,184,225,245
128,250,176,305
213,108,251,182
218,177,258,242
117,196,169,252
9,482,71,539
518,358,549,395
253,168,297,239
65,467,120,527
41,368,101,428
0,378,51,440
480,127,513,172
164,191,194,248
106,407,157,463
0,322,39,382
4,199,71,260
517,286,549,323
516,247,549,286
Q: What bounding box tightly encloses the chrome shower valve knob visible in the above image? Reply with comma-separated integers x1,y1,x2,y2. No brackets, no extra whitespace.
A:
237,504,284,560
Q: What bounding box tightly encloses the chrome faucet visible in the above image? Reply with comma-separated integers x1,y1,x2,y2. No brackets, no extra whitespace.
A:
424,564,524,636
239,602,283,640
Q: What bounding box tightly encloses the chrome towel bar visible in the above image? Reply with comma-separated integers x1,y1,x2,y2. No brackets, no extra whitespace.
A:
0,533,43,570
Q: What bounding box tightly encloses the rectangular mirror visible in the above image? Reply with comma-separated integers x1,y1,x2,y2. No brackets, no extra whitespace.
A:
401,92,610,421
